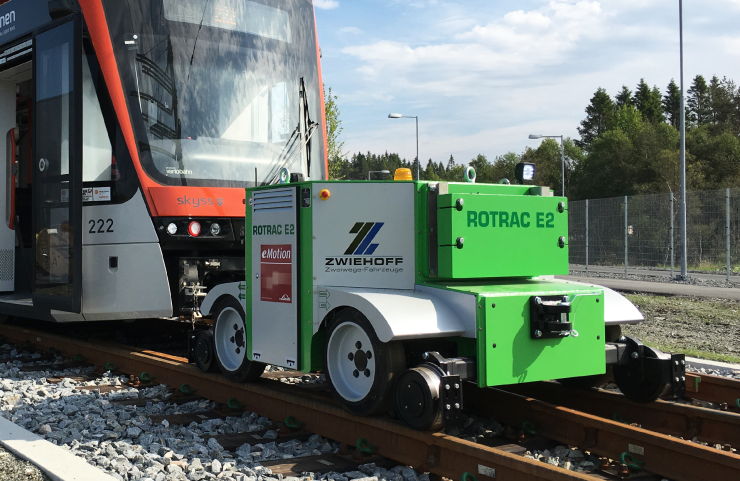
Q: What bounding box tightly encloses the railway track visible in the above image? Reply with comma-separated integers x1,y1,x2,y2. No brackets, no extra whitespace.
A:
1,324,740,481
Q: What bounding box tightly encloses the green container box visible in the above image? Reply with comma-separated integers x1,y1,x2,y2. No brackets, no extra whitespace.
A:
469,280,606,387
437,193,568,279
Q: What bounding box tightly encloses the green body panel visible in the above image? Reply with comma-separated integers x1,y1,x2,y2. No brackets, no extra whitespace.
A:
244,189,254,360
299,190,314,373
437,193,568,278
425,279,605,387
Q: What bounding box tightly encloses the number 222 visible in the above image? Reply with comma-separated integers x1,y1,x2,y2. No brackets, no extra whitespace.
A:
88,219,114,234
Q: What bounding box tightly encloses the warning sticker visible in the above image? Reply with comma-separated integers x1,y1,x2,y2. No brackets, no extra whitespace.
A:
260,244,292,303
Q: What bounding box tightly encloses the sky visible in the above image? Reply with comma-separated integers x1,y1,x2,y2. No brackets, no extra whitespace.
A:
313,0,740,166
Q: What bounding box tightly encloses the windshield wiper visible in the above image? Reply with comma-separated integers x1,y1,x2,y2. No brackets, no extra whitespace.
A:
265,78,319,184
187,0,210,81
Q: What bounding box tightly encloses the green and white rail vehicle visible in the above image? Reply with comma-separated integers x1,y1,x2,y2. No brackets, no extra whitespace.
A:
195,170,686,430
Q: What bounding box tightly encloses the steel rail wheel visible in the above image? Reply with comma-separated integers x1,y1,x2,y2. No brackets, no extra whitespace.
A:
325,309,404,416
614,344,670,403
213,298,265,383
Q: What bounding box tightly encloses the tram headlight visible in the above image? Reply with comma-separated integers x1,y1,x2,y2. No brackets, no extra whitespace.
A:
166,223,178,235
188,221,201,237
210,223,221,235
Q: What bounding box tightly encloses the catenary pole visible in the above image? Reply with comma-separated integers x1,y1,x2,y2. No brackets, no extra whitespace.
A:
679,0,687,279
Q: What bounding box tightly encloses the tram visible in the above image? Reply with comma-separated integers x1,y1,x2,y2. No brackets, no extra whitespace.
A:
0,0,326,321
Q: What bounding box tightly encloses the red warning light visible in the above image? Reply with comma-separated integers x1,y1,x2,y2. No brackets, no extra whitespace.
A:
188,221,201,237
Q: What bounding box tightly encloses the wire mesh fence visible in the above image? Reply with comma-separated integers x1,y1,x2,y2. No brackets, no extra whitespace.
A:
568,188,740,277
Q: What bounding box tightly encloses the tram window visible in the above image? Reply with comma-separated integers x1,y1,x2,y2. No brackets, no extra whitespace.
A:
82,54,112,182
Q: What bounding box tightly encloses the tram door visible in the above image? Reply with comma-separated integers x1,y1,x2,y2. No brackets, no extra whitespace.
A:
32,15,82,312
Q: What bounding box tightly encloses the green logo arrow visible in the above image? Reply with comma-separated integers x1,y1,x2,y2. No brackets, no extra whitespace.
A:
238,293,246,300
238,283,246,291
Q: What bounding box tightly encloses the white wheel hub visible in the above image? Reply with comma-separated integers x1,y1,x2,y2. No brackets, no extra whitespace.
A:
327,321,376,402
214,307,246,372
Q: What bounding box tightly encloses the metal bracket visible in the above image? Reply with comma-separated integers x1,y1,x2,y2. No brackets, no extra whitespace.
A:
530,295,572,339
439,374,463,429
669,353,686,398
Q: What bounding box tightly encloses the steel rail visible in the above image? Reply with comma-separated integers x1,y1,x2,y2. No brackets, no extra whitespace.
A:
503,381,740,448
0,325,593,481
463,384,740,481
686,372,740,409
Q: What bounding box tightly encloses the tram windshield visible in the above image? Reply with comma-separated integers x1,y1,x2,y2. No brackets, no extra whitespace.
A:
101,0,325,187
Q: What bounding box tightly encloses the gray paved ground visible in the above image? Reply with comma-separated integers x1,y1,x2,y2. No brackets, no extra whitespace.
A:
570,265,736,282
559,275,740,299
0,445,50,481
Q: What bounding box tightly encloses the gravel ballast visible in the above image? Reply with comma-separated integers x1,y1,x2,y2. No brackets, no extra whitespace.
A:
0,347,432,481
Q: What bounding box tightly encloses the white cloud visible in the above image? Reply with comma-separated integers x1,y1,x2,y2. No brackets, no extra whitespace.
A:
314,0,339,10
339,26,362,35
323,0,740,163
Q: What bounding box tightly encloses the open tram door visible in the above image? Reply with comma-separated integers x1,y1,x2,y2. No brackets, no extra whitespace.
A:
32,13,83,312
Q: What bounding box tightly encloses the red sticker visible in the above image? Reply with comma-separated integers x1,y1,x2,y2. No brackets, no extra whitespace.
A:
260,244,292,303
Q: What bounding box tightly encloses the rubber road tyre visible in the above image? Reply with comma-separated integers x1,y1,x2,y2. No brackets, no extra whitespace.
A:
325,309,405,416
213,297,265,383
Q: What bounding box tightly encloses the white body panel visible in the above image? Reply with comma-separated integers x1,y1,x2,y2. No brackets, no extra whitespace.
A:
81,243,171,320
312,182,415,290
558,279,644,324
0,80,15,291
250,188,298,368
315,286,466,342
82,190,158,245
415,284,477,338
200,281,245,316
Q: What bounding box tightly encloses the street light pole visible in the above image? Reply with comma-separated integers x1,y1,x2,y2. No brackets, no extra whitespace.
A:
415,116,419,181
559,135,564,196
388,113,420,180
679,0,688,279
528,134,566,197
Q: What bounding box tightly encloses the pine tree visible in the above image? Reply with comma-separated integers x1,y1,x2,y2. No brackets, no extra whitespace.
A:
633,79,665,124
663,79,681,129
708,75,735,125
577,87,615,148
687,75,711,125
615,85,633,108
446,154,456,171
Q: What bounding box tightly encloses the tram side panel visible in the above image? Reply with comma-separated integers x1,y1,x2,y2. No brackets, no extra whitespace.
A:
80,191,172,320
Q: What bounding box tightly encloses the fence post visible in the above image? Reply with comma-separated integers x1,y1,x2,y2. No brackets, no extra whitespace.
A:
670,193,675,279
585,199,589,273
727,188,731,281
624,196,628,275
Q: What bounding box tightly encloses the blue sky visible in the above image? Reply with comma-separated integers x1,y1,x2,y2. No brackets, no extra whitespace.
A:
313,0,740,165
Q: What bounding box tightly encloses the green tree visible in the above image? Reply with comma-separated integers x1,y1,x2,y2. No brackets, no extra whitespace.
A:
615,85,633,108
687,75,711,126
577,87,615,149
633,79,665,124
612,104,644,139
708,76,736,127
468,154,494,183
324,86,345,179
490,152,521,184
521,138,583,196
446,154,456,171
663,79,682,129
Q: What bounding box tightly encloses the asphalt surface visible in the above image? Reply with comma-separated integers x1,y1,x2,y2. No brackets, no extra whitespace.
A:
559,275,740,299
570,265,736,282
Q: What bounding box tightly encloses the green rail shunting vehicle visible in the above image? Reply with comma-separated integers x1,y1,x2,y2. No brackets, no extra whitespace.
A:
194,166,686,430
